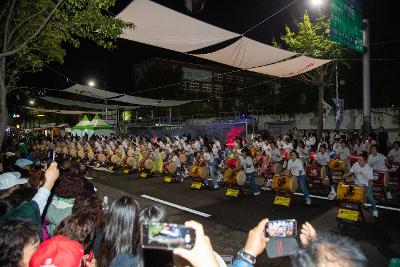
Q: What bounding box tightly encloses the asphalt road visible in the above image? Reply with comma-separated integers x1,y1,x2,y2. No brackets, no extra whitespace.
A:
90,168,400,267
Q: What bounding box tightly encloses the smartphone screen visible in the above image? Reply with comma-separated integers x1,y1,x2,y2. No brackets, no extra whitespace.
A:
265,219,297,238
141,223,195,250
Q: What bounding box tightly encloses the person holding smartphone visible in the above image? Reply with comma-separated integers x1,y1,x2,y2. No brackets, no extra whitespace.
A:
343,152,378,218
286,151,311,205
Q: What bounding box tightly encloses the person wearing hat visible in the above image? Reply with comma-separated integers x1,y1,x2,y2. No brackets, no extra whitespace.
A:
29,235,88,267
1,162,60,239
0,171,28,198
15,158,34,170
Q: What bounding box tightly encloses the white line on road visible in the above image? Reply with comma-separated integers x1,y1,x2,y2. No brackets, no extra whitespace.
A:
292,192,400,212
140,195,212,218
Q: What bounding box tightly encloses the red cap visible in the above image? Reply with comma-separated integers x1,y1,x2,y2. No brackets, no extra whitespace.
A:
29,235,84,267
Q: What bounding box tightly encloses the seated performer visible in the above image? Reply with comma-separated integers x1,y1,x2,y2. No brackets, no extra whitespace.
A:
343,152,379,217
286,151,311,205
368,144,390,199
388,141,400,165
313,144,336,200
269,142,283,167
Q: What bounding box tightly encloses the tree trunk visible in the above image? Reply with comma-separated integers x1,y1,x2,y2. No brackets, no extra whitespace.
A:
0,57,8,151
317,83,324,140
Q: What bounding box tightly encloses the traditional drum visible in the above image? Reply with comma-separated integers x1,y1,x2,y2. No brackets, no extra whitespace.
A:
349,155,358,166
167,162,177,174
125,157,136,168
78,150,85,159
336,182,366,203
306,166,327,178
97,153,106,163
63,147,69,155
179,155,187,164
111,155,121,165
223,168,234,183
226,158,241,170
87,150,95,161
272,163,282,174
70,148,77,158
236,170,246,186
160,151,168,161
142,150,150,159
329,160,346,172
272,174,298,192
189,165,209,179
373,172,389,187
127,149,135,157
144,159,153,170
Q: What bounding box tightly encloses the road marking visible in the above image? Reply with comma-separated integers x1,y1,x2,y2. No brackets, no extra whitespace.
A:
293,192,400,212
140,194,212,218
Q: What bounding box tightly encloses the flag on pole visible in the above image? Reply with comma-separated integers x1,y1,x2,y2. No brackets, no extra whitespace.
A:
322,100,333,121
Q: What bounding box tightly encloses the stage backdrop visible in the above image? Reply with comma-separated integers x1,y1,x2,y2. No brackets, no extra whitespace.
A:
127,122,247,145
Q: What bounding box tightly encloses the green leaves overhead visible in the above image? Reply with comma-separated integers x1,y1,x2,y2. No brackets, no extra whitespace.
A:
1,0,134,88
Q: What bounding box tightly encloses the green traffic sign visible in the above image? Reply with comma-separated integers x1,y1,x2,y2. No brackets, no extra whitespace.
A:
330,0,363,53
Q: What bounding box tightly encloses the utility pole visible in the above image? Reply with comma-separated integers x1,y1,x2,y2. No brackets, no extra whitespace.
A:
362,19,371,137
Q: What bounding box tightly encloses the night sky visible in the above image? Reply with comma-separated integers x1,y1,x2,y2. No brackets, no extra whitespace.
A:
25,0,399,101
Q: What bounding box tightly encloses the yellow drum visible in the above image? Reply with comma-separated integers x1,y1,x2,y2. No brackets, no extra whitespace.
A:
70,148,77,158
223,168,234,183
111,155,121,165
127,149,135,157
63,147,69,155
87,150,95,161
97,153,106,163
272,174,298,192
125,156,136,167
189,165,209,179
329,160,346,172
336,182,366,203
78,150,85,159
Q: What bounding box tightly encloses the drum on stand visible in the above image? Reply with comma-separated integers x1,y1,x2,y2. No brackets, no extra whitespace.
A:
168,162,177,174
179,155,187,164
272,174,298,193
160,151,168,161
329,160,346,172
236,170,246,185
144,159,153,170
127,149,135,157
272,163,282,174
142,150,150,159
336,182,366,203
189,165,199,178
198,166,209,179
223,168,234,183
373,172,389,188
111,155,121,165
125,157,136,167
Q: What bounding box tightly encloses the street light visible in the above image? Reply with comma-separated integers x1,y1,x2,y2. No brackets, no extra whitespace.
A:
310,0,324,7
29,99,35,105
88,80,95,87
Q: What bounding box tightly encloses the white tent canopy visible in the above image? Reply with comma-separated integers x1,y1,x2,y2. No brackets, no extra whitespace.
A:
41,96,140,110
249,56,332,77
195,37,297,69
64,84,122,99
91,114,113,136
63,84,199,107
117,0,240,53
111,95,195,107
117,0,331,77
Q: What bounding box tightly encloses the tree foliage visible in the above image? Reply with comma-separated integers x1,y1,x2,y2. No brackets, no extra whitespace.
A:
0,0,134,149
273,11,345,136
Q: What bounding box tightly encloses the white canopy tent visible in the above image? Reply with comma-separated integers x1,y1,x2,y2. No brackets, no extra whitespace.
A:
71,115,94,136
116,0,331,77
62,85,200,107
91,114,113,136
41,96,140,110
117,0,240,53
